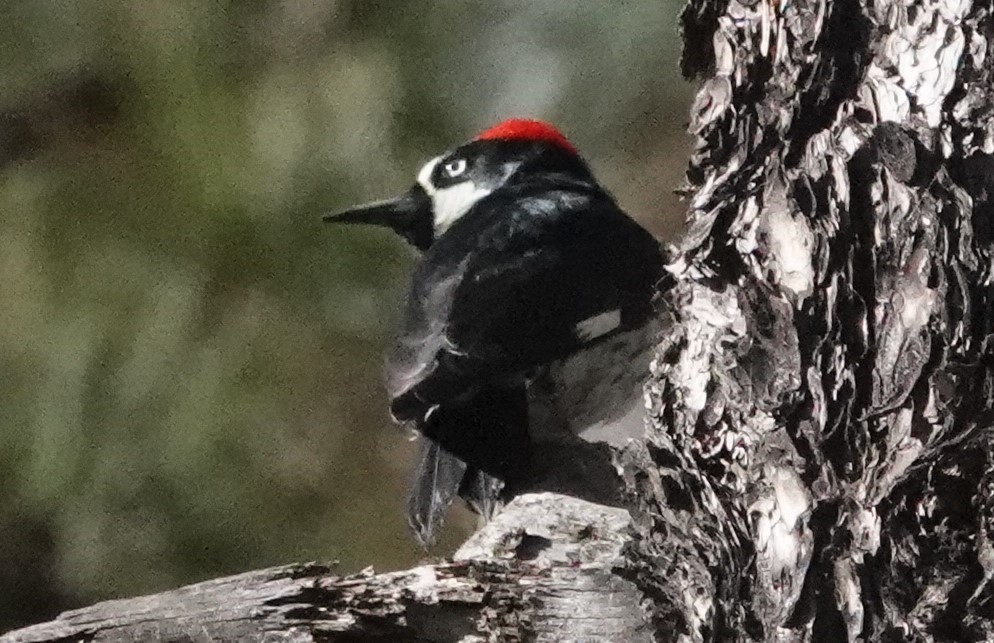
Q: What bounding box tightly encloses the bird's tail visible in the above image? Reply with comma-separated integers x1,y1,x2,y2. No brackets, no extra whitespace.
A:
406,385,529,548
407,440,505,548
407,439,468,548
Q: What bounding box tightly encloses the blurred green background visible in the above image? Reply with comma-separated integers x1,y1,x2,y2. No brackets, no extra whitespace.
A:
0,0,692,631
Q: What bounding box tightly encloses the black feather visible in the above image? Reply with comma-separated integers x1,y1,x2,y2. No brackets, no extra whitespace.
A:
386,177,662,417
389,173,662,545
406,385,530,547
418,385,529,480
459,466,505,520
407,439,468,548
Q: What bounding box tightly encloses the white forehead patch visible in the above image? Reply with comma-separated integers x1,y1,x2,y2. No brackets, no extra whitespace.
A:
417,157,441,195
416,156,492,234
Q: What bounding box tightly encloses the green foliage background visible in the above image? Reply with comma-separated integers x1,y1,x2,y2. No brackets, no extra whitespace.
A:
0,0,692,630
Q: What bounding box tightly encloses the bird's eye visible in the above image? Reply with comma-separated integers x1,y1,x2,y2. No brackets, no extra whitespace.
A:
442,158,467,178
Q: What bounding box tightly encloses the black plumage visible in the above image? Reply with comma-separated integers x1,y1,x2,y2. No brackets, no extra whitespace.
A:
328,123,663,546
389,179,661,544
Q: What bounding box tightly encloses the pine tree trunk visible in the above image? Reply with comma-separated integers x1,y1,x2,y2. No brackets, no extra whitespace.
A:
625,0,994,639
4,0,994,641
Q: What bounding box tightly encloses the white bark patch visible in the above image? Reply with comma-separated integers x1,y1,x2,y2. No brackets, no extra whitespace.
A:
454,494,631,564
750,465,813,625
834,559,864,640
759,208,815,301
896,268,936,331
667,283,745,414
732,196,761,255
772,467,809,530
864,0,969,128
851,507,881,557
407,566,439,597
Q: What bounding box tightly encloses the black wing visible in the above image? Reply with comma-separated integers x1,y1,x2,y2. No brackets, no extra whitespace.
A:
387,180,662,421
393,180,660,545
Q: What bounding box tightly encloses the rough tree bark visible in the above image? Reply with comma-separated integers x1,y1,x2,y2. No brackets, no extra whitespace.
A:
5,0,994,641
624,0,994,639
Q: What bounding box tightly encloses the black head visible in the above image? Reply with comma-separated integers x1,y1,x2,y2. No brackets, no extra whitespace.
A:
324,119,592,250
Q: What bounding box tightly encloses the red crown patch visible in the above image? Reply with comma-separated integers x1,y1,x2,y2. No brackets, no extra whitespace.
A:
475,118,578,155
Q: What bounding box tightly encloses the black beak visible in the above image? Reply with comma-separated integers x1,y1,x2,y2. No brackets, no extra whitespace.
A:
324,185,433,251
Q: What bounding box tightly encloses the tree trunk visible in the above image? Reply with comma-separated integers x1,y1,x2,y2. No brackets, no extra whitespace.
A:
5,0,994,641
625,0,994,639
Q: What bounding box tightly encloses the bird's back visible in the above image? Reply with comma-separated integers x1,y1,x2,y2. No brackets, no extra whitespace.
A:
386,177,663,426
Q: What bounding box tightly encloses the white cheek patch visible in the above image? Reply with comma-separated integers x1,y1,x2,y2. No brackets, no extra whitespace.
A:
431,182,492,233
575,309,622,343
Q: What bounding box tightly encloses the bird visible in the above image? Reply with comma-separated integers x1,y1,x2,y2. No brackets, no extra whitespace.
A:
326,118,664,547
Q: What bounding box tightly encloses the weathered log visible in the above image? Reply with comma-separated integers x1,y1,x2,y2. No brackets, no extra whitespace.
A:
1,495,648,643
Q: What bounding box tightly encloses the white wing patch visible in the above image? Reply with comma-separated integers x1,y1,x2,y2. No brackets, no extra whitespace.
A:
574,309,622,343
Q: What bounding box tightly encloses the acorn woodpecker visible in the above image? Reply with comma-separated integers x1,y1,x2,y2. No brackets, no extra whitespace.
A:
327,119,663,547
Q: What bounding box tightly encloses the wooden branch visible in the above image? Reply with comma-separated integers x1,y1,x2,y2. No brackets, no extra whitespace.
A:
1,494,650,643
